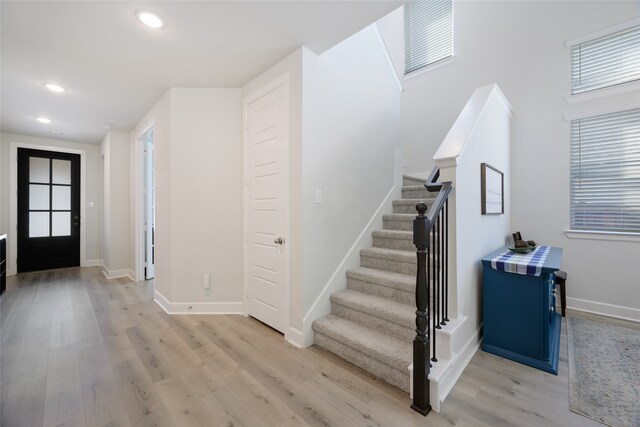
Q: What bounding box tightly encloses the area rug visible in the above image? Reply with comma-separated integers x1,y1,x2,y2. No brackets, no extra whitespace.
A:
566,316,640,427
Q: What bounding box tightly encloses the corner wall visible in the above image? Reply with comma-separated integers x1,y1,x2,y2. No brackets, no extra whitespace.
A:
132,88,244,312
101,130,130,278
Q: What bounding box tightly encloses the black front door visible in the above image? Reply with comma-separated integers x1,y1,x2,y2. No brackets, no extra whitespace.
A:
17,148,81,272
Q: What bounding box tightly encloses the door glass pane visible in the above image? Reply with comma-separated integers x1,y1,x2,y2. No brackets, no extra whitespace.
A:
52,186,70,210
52,212,70,236
29,184,50,210
29,157,50,183
52,160,71,184
29,212,49,237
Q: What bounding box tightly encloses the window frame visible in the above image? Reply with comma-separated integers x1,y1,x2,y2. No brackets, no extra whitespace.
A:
403,0,455,77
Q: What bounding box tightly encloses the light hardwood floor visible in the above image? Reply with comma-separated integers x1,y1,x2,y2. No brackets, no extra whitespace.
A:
0,267,605,427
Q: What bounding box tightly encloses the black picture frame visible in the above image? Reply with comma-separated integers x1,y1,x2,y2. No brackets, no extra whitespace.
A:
481,163,504,215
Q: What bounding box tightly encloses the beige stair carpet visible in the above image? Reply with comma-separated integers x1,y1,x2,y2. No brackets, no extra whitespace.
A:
313,175,436,392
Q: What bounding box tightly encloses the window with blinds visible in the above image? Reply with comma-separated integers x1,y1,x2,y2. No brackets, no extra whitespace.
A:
570,108,640,233
404,0,453,75
570,24,640,95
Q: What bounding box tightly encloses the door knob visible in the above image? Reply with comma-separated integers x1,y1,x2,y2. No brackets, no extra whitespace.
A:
274,237,284,245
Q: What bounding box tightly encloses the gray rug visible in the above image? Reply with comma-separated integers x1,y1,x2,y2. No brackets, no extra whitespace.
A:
566,316,640,427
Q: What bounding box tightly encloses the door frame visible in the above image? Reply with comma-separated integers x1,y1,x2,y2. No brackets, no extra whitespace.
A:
135,122,154,282
8,142,87,276
242,73,291,335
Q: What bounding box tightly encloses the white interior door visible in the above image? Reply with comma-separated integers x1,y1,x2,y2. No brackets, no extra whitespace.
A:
245,82,288,333
144,135,155,280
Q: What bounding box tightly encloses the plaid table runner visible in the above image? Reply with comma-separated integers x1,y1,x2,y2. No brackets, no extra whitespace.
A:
490,245,551,276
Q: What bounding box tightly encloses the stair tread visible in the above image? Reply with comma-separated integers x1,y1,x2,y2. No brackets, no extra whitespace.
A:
393,198,436,204
361,246,414,257
383,213,415,219
313,315,412,368
347,266,414,288
402,185,428,190
372,229,413,239
331,289,414,325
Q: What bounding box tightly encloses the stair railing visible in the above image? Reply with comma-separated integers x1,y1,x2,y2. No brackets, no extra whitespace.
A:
411,166,451,416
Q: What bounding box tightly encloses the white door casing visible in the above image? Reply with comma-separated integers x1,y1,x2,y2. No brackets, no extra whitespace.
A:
144,139,155,280
244,76,289,333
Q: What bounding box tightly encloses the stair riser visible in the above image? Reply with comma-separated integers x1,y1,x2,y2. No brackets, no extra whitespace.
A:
393,203,425,214
383,219,413,232
402,177,425,187
314,332,410,392
361,254,416,275
402,188,432,199
373,235,415,251
346,276,414,306
331,302,415,342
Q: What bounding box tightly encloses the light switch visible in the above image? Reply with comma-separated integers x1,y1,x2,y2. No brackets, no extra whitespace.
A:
315,189,322,204
87,202,95,208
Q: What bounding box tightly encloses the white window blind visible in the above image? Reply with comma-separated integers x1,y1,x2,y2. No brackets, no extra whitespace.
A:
570,25,640,94
570,108,640,233
404,0,453,74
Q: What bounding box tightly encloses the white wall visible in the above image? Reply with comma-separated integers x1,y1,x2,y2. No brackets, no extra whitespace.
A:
243,48,305,332
383,1,640,320
168,88,243,303
0,132,102,268
131,88,243,308
100,130,130,277
301,25,401,334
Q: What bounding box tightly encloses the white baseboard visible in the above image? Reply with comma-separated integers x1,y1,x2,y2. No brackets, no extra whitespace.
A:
102,266,133,280
85,259,103,267
286,327,305,348
436,325,482,409
128,269,136,282
409,318,481,413
300,149,404,347
153,290,244,315
563,297,640,323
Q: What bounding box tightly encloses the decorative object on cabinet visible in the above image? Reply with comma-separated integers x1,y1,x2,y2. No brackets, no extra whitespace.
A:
482,246,563,374
480,163,504,215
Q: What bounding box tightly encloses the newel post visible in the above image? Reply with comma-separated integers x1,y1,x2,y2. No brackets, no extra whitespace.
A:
411,202,431,416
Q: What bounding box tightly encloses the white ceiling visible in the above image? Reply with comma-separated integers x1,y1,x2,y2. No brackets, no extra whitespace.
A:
1,1,402,144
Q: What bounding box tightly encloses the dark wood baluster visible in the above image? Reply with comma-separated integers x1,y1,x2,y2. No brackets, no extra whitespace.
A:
440,212,446,326
411,203,431,416
435,217,441,330
431,221,438,362
444,200,449,322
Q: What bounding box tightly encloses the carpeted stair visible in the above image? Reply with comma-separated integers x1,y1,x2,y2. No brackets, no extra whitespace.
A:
313,175,436,392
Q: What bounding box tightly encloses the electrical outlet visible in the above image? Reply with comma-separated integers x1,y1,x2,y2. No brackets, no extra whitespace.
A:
203,273,210,289
315,189,322,204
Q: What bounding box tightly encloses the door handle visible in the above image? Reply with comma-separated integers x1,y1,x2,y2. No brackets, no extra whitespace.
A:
274,237,284,245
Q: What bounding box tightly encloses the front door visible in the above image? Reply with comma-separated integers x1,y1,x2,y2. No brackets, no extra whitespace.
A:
245,82,288,333
17,148,80,272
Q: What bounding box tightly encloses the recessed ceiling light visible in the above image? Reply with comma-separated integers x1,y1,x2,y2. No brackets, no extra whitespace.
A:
136,10,165,29
36,117,51,124
44,83,66,93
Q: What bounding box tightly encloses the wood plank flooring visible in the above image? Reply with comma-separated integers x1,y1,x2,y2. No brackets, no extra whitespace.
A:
0,267,608,426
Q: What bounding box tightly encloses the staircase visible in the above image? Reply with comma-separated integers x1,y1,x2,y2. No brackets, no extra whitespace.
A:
312,175,436,392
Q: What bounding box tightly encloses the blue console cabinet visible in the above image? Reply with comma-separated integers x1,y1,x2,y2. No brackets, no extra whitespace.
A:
481,246,563,374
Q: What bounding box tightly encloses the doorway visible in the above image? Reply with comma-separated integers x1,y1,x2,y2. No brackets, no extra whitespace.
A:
142,128,155,280
17,148,81,272
244,76,289,333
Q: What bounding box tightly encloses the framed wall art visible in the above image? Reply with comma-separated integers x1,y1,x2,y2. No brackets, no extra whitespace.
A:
481,163,504,215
